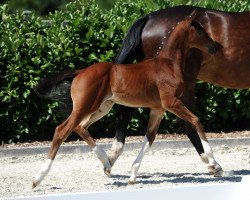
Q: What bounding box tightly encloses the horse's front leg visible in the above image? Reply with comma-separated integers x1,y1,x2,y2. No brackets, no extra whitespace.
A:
107,106,136,167
128,109,165,184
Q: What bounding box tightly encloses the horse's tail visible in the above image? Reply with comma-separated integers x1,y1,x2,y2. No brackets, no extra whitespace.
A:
115,15,149,64
34,69,79,99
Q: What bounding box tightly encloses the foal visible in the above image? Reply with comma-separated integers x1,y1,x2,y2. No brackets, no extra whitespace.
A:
33,12,222,187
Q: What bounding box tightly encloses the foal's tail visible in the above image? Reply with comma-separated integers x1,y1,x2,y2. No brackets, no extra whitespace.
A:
115,15,149,64
34,69,78,98
34,69,79,117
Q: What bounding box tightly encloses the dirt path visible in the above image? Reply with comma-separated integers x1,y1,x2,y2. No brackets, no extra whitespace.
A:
1,141,249,198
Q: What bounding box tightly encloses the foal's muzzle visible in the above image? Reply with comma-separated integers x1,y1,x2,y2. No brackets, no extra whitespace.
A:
208,42,223,55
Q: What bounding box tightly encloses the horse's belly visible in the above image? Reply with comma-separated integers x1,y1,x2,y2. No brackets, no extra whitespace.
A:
198,61,250,89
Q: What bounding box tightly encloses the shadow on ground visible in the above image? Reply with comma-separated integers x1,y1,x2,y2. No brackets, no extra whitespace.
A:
107,170,250,187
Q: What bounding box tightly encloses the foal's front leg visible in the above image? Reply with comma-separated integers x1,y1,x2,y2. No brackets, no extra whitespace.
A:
161,96,224,177
75,100,115,176
128,109,165,184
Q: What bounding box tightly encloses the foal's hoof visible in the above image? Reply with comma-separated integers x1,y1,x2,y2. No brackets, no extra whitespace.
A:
128,180,136,185
208,165,216,175
214,169,234,177
213,169,224,177
104,167,111,177
208,165,234,177
32,181,37,189
200,153,209,164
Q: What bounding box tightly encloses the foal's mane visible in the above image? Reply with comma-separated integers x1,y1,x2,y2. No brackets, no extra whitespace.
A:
158,11,197,59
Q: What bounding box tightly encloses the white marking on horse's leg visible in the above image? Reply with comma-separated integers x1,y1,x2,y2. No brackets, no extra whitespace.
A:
93,145,111,177
128,136,150,184
200,139,223,176
32,159,53,188
107,139,124,167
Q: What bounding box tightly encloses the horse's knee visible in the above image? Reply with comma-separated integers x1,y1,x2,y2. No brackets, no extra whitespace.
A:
146,134,156,146
191,117,203,132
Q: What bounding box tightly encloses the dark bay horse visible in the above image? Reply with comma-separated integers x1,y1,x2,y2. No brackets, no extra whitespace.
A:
108,5,250,170
33,12,220,187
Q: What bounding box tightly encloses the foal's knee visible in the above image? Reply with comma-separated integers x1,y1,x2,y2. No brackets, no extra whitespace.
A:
53,123,71,145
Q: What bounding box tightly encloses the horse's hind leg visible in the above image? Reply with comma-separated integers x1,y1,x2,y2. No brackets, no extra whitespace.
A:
32,111,83,188
162,97,224,177
128,109,165,184
74,100,115,177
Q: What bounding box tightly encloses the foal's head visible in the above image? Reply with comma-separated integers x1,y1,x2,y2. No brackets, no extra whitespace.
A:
187,17,219,55
162,11,220,57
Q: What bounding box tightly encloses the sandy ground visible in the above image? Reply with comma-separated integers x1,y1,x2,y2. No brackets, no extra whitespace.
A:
0,141,249,198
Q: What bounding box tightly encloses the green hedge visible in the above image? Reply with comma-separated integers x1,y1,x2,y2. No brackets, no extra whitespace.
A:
0,0,249,143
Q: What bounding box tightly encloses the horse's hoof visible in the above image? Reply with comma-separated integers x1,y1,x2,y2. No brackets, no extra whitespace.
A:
104,167,111,177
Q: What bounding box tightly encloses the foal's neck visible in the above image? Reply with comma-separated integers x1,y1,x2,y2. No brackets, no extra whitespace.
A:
157,25,189,71
158,25,189,61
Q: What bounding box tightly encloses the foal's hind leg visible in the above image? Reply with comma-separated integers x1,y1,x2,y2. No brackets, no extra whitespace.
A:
32,111,83,188
74,100,115,177
128,109,165,184
161,97,224,177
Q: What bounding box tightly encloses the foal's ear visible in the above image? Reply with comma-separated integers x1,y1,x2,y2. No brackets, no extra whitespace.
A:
185,10,197,24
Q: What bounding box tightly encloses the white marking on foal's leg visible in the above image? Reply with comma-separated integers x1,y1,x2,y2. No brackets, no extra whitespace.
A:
201,139,224,176
200,153,209,164
32,159,53,188
128,136,150,184
107,139,124,167
93,145,111,177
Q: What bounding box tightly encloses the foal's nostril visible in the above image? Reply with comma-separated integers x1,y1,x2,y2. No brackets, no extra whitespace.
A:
208,44,218,55
208,42,223,55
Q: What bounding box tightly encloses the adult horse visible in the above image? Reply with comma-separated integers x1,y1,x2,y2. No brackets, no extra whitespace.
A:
108,5,250,171
33,12,220,187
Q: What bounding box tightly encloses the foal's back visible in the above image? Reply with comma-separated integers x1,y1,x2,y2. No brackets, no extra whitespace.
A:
110,59,164,107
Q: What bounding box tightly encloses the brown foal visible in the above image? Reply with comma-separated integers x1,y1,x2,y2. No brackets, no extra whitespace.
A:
33,12,222,187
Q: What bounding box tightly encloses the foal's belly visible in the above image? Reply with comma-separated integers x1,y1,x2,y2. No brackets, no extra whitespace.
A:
110,92,162,109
